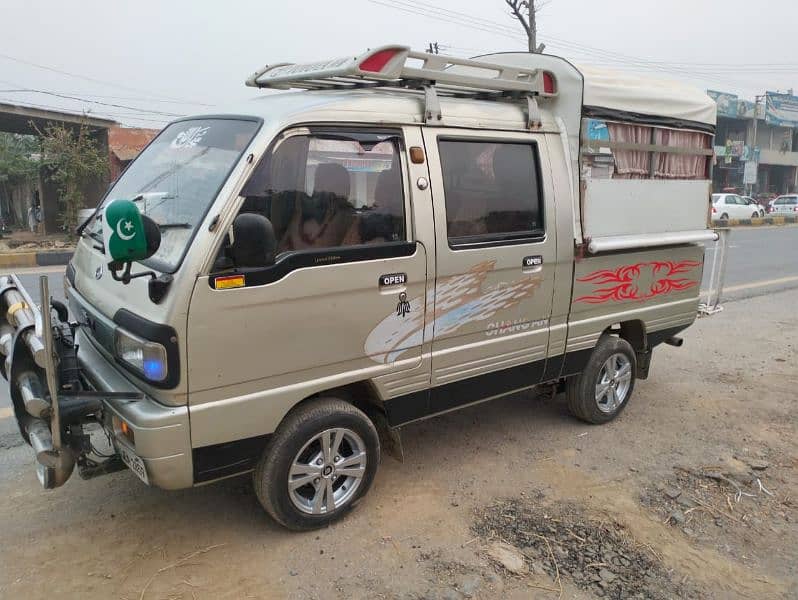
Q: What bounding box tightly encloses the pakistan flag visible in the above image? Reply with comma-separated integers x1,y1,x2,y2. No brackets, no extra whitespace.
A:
103,199,147,262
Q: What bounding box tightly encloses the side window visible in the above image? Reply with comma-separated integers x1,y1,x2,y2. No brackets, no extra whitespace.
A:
237,130,406,263
438,139,543,247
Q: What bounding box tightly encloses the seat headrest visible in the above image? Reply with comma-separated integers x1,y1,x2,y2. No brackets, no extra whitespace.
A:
374,168,402,211
314,163,350,200
492,144,531,186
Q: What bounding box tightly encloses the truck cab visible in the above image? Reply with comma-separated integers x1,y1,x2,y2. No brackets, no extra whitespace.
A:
0,45,718,530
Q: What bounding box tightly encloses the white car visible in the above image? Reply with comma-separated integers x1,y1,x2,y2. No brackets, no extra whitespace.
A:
741,196,766,217
769,194,798,215
711,193,761,221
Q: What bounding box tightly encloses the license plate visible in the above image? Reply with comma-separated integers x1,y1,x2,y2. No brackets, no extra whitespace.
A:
117,444,149,485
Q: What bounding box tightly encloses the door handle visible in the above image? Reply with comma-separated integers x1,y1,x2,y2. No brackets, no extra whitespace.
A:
522,256,543,274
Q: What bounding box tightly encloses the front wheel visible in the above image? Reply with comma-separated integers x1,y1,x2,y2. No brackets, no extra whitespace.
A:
253,398,380,530
566,335,636,424
752,211,759,219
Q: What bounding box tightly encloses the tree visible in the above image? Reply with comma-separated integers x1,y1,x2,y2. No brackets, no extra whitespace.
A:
0,133,39,224
35,121,108,236
504,0,548,53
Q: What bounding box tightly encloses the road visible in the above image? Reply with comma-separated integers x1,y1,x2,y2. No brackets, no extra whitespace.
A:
701,225,798,300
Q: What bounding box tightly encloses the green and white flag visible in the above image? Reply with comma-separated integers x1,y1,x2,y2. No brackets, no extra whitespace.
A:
102,199,147,262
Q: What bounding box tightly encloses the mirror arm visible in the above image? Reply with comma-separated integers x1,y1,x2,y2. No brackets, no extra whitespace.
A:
108,261,157,285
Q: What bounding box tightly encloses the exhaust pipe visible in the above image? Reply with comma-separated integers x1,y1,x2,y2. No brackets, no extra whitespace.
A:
664,336,684,347
18,372,49,418
25,417,75,489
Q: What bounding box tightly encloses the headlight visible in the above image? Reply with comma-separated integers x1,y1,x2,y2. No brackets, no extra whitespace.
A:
115,328,168,382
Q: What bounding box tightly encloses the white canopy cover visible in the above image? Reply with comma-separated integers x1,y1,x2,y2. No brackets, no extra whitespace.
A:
579,65,716,126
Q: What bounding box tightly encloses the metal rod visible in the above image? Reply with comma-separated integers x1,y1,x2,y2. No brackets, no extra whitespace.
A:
39,276,61,451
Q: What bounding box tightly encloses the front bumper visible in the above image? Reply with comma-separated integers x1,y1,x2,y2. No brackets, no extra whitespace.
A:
0,273,193,491
77,328,193,490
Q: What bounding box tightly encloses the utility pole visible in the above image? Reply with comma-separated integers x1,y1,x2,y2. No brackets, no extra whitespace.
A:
747,94,764,196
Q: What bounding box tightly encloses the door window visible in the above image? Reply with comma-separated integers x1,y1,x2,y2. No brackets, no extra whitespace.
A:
437,139,544,247
236,129,406,263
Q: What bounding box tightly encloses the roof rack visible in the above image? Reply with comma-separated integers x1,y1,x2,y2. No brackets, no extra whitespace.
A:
245,45,558,128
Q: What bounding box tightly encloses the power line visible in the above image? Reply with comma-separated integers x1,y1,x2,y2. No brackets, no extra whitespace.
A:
0,51,206,106
0,97,172,125
366,0,789,92
0,88,184,117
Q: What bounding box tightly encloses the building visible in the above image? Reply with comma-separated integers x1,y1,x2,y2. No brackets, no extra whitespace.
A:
108,126,160,181
709,90,798,197
0,102,115,234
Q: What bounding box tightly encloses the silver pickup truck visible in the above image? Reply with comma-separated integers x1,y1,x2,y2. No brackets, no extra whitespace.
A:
0,45,721,530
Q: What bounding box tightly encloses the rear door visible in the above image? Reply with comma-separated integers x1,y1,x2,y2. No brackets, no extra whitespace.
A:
421,128,557,415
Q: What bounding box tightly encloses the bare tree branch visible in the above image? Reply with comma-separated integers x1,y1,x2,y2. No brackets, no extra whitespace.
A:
505,0,549,53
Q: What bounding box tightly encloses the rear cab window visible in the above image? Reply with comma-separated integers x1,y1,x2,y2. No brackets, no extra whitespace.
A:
437,139,544,248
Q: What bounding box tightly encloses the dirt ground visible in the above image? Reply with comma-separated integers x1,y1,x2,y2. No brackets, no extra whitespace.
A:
0,289,796,600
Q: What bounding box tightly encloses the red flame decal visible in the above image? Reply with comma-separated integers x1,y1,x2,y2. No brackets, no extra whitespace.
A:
575,260,701,304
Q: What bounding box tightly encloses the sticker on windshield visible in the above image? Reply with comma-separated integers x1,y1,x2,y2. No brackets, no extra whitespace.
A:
171,126,210,149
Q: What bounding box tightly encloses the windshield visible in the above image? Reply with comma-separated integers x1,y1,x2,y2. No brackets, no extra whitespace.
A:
87,118,260,272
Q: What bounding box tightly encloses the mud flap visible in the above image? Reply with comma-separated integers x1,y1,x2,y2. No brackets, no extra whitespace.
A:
369,408,404,463
636,348,652,380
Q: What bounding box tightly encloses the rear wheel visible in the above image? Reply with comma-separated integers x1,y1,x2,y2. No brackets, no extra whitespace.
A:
752,211,759,218
720,213,729,220
253,397,380,531
566,335,636,424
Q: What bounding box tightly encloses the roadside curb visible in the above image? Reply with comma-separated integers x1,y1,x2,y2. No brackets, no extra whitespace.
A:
0,251,73,269
718,215,798,227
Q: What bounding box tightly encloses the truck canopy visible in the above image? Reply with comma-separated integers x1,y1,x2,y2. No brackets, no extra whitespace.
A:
580,65,717,130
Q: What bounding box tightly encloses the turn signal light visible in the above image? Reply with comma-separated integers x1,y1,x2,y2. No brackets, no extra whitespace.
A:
114,416,135,444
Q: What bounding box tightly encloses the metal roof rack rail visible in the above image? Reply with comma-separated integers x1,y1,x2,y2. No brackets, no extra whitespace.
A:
245,45,557,127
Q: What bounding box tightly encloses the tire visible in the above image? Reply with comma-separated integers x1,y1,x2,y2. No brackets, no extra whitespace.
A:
720,213,729,220
253,397,380,531
566,335,636,424
752,212,759,219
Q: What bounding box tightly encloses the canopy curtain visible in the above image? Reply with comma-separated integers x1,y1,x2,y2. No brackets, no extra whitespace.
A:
607,123,651,179
653,129,710,179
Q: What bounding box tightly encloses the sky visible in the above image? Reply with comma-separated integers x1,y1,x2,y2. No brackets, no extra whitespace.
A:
1,0,796,129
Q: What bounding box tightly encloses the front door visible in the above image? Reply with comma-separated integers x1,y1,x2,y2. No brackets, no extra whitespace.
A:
421,128,557,415
186,127,429,448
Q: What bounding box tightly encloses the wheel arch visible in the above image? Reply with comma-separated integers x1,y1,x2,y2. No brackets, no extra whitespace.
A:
282,380,402,461
605,319,650,379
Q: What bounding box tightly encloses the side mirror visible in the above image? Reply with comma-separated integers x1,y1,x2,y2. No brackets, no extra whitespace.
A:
103,199,161,263
231,213,276,268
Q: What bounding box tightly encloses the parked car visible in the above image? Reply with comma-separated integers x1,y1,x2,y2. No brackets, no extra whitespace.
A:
712,193,761,221
741,196,766,217
768,194,798,214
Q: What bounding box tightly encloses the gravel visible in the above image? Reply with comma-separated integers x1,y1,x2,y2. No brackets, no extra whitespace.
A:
473,498,700,599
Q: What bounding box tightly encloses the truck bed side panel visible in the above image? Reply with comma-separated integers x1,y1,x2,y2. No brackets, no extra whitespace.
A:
565,244,704,358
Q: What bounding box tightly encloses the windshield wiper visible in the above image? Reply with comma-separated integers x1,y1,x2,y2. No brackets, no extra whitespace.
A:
157,222,191,229
85,229,105,252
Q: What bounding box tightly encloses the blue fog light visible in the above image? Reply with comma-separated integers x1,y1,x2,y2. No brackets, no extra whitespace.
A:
143,358,167,381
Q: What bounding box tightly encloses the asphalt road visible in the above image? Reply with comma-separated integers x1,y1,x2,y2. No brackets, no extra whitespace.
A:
0,224,796,424
701,225,798,300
